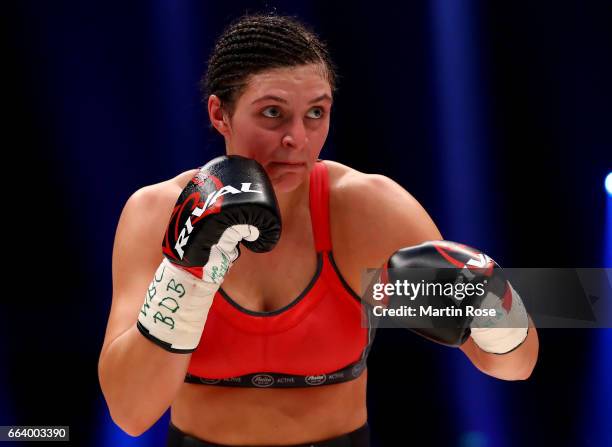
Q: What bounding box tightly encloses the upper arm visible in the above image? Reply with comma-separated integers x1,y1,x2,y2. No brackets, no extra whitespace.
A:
339,172,443,267
369,173,443,249
99,185,175,361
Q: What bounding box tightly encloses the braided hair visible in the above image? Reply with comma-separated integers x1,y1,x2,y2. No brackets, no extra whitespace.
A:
202,13,337,118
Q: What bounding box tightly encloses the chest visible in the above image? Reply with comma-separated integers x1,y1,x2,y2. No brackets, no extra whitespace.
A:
219,215,313,311
219,219,363,313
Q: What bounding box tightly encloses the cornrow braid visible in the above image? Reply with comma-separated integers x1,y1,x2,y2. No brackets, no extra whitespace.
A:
202,13,337,117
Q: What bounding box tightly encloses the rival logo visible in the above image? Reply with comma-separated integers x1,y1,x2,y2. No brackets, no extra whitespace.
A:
433,241,495,277
175,182,262,259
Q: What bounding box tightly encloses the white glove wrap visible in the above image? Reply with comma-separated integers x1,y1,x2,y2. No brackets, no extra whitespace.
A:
137,258,220,352
202,224,258,283
470,282,529,354
137,224,260,352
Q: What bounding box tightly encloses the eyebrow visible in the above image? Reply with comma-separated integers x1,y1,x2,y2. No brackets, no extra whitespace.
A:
251,94,333,105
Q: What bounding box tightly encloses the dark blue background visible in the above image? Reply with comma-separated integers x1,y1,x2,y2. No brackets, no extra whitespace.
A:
4,1,611,446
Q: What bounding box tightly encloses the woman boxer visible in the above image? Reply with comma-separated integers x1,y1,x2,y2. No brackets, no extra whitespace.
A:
98,13,538,447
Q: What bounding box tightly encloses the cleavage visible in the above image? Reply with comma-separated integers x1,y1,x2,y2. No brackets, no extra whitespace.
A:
220,237,318,313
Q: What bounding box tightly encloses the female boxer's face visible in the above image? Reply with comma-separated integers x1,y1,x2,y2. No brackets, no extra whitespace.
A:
214,64,332,194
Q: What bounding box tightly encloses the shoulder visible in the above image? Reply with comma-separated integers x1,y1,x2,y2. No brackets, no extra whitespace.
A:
124,169,199,216
133,168,199,204
115,168,199,242
112,168,199,279
322,160,443,267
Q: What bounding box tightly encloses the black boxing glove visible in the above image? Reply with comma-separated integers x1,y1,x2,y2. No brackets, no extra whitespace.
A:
137,155,281,352
384,240,528,354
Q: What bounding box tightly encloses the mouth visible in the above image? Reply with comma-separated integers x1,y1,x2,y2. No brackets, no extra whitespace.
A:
267,161,307,168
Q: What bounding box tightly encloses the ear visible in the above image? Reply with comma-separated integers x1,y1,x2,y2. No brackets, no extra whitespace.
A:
208,95,232,137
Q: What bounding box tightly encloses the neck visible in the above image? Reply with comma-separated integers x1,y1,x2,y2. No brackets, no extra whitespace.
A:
274,175,310,228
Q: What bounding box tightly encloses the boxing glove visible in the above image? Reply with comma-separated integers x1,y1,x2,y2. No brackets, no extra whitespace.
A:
384,240,529,354
137,155,281,353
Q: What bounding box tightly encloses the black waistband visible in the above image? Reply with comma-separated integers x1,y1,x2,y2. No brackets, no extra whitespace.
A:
184,358,367,388
166,421,370,447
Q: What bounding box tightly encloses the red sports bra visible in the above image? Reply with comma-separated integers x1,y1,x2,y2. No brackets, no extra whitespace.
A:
185,160,376,388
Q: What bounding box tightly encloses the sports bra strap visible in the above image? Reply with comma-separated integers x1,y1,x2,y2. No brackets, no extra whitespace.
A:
309,160,332,253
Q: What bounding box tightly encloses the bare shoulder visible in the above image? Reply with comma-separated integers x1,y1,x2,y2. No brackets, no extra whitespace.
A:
132,168,199,205
322,159,376,195
124,169,199,220
113,168,199,268
323,160,443,268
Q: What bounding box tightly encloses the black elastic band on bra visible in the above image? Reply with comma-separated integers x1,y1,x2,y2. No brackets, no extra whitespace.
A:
185,357,367,388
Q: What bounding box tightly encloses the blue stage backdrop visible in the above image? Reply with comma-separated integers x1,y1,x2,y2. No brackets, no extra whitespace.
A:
5,1,611,446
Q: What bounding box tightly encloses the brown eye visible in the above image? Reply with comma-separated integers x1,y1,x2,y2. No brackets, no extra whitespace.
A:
262,106,281,118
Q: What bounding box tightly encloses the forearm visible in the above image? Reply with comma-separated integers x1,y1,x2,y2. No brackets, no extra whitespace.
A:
461,317,539,381
98,325,192,436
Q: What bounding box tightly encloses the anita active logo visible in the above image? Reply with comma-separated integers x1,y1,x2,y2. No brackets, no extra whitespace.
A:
251,374,275,387
305,374,327,386
352,363,365,377
198,378,220,385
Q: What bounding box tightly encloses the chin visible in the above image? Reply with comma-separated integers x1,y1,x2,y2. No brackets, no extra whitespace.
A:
270,171,307,194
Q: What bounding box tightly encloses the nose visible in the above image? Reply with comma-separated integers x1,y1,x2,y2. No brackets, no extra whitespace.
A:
281,117,308,150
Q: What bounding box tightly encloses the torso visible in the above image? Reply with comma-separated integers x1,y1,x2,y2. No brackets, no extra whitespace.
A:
164,160,378,445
